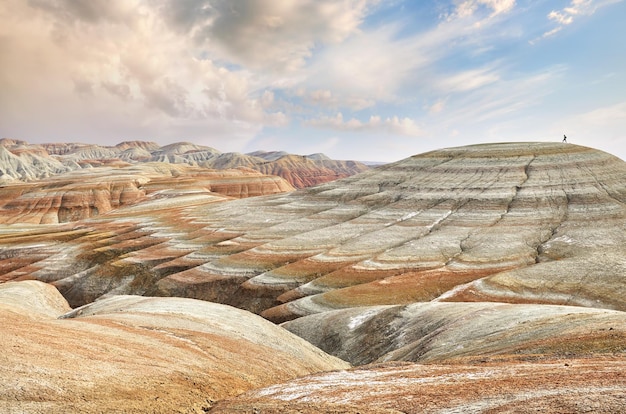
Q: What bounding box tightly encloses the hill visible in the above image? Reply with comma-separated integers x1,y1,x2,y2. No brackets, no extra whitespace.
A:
0,163,293,224
1,142,625,313
0,280,347,413
0,139,369,188
1,141,625,412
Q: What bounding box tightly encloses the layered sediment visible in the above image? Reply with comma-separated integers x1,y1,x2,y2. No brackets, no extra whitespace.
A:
0,280,348,413
2,141,626,413
211,356,626,413
0,164,293,224
1,142,625,316
283,302,626,365
0,138,368,189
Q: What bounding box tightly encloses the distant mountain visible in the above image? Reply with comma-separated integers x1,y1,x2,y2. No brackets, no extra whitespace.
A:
0,138,368,188
304,153,332,161
246,150,290,161
0,144,70,183
114,140,161,151
253,154,367,189
155,141,218,155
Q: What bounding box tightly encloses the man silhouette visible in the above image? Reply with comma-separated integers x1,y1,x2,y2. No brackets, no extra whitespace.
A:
562,135,567,143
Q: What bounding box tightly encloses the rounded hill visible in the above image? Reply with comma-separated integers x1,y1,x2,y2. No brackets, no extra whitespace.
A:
2,142,624,320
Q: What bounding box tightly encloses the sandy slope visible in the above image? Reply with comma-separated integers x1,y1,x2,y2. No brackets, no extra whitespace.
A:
0,281,348,413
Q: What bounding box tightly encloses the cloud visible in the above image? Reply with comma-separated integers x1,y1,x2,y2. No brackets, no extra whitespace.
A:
29,0,138,24
426,99,447,114
302,1,518,109
305,24,431,104
431,65,567,127
445,0,516,20
548,10,574,26
306,89,375,111
540,0,622,39
0,0,530,150
101,82,132,100
164,0,374,72
2,0,621,164
0,0,290,149
436,66,501,92
579,101,626,125
305,113,422,137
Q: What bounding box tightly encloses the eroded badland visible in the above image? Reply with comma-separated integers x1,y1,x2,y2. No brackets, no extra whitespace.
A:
1,140,625,413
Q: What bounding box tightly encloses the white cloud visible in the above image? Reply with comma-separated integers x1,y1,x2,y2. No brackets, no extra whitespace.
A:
446,0,516,20
432,65,567,127
579,101,626,125
0,0,531,150
548,10,574,26
306,24,432,104
302,13,506,108
484,0,517,15
2,0,622,164
436,67,501,92
0,0,291,149
540,0,622,39
165,0,375,72
322,2,519,107
28,0,139,25
306,89,375,111
426,99,447,114
305,113,422,137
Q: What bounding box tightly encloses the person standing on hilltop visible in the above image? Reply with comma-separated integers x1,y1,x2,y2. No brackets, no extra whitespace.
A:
562,135,567,143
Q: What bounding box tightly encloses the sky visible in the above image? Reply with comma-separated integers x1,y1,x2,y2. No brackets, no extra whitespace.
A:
1,0,625,162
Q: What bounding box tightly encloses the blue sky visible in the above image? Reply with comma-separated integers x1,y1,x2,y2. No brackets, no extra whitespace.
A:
1,0,625,162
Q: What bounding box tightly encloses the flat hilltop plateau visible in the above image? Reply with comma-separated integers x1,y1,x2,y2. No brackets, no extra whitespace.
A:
1,141,625,412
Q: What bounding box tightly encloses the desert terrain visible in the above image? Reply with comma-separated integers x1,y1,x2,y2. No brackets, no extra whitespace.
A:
1,140,625,412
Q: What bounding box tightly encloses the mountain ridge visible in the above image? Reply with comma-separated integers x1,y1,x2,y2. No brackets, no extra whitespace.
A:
0,138,369,188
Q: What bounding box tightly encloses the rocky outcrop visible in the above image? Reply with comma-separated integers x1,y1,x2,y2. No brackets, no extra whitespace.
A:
57,144,120,161
247,150,290,161
0,145,70,183
119,146,153,162
250,142,626,321
156,141,217,155
0,164,293,224
0,280,348,413
41,142,94,155
143,150,368,188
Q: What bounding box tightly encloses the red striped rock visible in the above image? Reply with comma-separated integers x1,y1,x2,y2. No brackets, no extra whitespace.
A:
2,142,626,413
0,164,293,224
211,356,626,413
1,142,625,315
1,139,368,189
